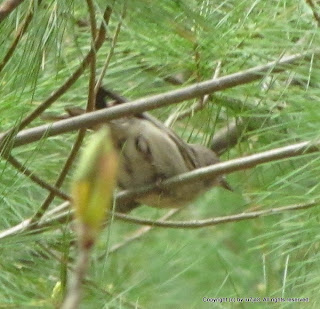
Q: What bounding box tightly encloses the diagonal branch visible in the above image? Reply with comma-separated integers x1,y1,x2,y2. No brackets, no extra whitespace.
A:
95,1,127,91
1,49,318,150
0,199,316,240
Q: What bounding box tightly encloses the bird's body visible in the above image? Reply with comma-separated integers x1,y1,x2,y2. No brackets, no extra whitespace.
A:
107,116,231,209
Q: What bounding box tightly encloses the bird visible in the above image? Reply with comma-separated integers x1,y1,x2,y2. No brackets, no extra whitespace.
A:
43,87,232,212
94,87,232,211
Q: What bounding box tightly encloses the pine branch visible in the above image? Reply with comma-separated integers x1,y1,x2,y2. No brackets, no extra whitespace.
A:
114,201,318,229
1,49,317,150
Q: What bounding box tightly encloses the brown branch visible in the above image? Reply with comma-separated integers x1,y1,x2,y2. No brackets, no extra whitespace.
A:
86,0,97,40
86,0,97,112
1,199,317,240
4,125,320,231
36,242,143,309
95,1,127,91
113,201,318,228
0,0,25,23
1,49,317,150
30,131,85,223
210,95,271,155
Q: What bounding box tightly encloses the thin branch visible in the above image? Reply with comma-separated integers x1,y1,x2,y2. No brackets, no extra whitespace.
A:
86,0,97,112
1,199,317,240
0,0,25,24
114,201,318,229
6,154,69,200
95,1,127,91
0,202,71,240
1,49,317,150
30,131,85,223
36,243,143,309
86,0,97,40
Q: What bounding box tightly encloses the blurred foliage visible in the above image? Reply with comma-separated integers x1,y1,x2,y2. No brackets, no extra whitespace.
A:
1,0,320,308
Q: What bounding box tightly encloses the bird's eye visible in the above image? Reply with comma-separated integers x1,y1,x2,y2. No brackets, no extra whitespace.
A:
135,135,151,157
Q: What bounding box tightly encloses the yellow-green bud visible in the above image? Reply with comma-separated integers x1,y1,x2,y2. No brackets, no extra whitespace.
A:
71,126,118,244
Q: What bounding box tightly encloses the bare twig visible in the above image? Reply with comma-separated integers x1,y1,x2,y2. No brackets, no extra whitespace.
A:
0,202,71,240
0,0,25,23
96,1,127,91
30,132,85,223
114,201,318,229
1,49,317,150
86,0,97,39
1,199,317,240
86,0,98,112
36,242,143,309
